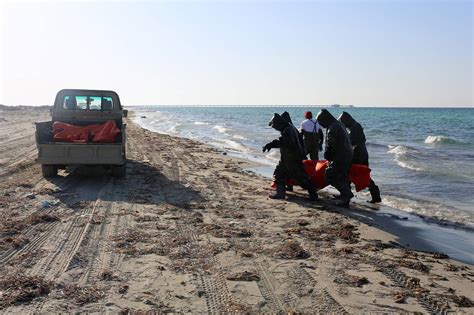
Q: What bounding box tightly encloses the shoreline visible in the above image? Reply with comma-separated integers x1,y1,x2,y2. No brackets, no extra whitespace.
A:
132,111,474,265
131,107,474,230
0,108,472,313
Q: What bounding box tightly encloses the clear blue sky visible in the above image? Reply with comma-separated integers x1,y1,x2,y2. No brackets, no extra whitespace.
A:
0,0,472,106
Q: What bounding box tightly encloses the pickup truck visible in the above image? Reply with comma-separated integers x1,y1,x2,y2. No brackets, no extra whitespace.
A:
35,89,127,178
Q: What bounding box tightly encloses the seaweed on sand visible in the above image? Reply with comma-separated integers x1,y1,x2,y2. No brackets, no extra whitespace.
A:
226,271,260,282
399,259,430,273
333,272,369,287
301,222,359,244
0,272,53,309
0,234,29,251
169,242,227,273
0,213,59,238
57,283,105,305
111,229,152,255
273,240,310,259
202,223,252,238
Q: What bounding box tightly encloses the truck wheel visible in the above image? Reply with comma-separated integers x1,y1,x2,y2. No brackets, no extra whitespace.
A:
42,165,57,177
113,165,126,178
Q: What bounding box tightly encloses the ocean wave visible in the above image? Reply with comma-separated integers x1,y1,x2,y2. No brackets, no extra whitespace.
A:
233,134,249,140
396,160,424,171
208,138,250,153
224,139,250,152
212,125,228,133
382,194,474,229
194,121,209,125
265,150,280,163
387,145,424,171
424,135,462,145
387,144,414,156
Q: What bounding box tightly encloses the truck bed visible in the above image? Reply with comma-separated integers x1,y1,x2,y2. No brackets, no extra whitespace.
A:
35,121,125,165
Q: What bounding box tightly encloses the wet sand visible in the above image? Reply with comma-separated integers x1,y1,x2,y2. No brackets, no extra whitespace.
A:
0,108,473,313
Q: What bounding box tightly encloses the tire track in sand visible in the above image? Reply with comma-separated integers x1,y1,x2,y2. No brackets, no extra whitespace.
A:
0,177,82,266
28,177,112,280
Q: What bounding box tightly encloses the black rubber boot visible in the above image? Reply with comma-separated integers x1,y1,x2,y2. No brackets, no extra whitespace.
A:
335,192,353,208
286,184,294,192
308,188,319,201
306,181,318,201
368,180,382,203
269,184,286,199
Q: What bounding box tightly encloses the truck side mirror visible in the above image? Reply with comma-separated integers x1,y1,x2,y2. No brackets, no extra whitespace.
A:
123,109,128,118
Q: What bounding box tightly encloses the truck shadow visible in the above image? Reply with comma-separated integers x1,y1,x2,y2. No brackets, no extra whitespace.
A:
44,160,204,209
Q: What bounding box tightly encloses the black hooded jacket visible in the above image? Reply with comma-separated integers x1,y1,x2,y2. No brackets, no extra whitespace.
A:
267,113,306,167
316,109,353,166
338,111,369,165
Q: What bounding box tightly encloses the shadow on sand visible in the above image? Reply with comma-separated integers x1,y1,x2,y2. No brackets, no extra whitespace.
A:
43,160,204,209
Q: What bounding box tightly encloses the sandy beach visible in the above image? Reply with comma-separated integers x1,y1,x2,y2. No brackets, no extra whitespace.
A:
0,107,473,314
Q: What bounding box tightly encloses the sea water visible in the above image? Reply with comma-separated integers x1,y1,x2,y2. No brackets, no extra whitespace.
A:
132,106,474,229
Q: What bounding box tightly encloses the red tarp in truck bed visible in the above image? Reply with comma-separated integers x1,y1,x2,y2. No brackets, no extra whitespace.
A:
52,120,120,143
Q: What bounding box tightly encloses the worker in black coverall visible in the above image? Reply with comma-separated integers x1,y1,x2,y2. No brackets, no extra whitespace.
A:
262,112,318,201
316,109,354,207
338,111,382,203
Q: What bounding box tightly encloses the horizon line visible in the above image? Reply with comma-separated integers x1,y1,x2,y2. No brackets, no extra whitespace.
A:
1,104,473,109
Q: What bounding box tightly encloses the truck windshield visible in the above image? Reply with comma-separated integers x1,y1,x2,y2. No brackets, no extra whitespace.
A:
63,96,114,111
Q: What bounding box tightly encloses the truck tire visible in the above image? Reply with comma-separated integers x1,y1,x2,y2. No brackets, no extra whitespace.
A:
42,165,57,177
113,165,126,178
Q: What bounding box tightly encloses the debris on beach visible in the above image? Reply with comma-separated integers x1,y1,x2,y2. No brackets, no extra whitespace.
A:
183,211,204,224
100,270,117,281
332,246,355,257
401,250,419,259
24,193,36,200
30,213,59,224
89,214,105,225
169,243,225,273
334,272,370,287
202,223,252,238
301,222,359,244
432,252,449,259
112,229,152,255
295,219,310,226
284,226,307,235
118,285,129,294
57,283,105,305
226,271,260,281
7,249,47,268
407,277,421,289
399,259,430,273
451,295,473,307
444,264,459,272
393,292,407,304
0,234,29,251
0,272,53,309
119,305,175,314
0,213,58,241
39,199,60,209
273,240,310,259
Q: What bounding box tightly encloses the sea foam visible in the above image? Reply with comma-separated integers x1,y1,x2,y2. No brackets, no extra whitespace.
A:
212,125,228,133
424,135,460,145
387,145,424,171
